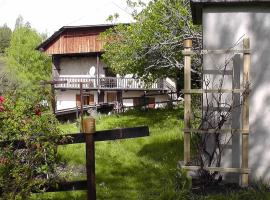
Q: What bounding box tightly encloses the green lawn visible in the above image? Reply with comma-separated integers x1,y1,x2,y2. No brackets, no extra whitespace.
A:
31,107,270,200
32,107,185,200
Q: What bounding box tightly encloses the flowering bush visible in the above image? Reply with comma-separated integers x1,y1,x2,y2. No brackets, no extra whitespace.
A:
0,96,4,112
0,95,62,199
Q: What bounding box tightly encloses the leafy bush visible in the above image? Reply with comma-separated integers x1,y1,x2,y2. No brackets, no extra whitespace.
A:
0,94,62,199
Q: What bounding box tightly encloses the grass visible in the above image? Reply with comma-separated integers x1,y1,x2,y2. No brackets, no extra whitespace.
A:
32,106,185,200
31,106,270,200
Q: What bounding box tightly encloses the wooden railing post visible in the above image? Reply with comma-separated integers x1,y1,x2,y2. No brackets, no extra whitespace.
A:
83,117,96,200
183,39,192,164
80,82,84,132
241,38,250,187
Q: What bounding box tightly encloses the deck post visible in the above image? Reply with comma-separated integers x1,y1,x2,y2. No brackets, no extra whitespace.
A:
83,117,96,200
183,39,192,164
241,38,250,187
80,82,84,132
51,84,56,114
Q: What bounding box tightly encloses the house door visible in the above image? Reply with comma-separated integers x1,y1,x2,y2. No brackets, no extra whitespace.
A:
107,92,117,103
76,94,94,106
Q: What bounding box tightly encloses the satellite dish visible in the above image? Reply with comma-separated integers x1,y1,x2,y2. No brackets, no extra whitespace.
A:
89,66,96,77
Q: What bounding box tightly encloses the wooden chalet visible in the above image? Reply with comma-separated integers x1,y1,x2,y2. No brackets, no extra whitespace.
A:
37,24,176,115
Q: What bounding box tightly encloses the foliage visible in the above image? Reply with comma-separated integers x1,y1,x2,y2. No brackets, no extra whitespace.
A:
0,24,12,54
102,0,201,83
0,92,62,199
0,16,60,199
5,21,51,94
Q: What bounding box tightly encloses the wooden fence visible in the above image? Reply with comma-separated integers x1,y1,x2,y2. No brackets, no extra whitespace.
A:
0,121,149,200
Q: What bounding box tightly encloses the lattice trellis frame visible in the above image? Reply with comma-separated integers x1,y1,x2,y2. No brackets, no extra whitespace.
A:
181,38,250,187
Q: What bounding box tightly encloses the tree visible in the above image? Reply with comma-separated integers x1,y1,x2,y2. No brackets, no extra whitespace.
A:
0,24,12,54
5,23,51,95
15,15,24,29
102,0,201,83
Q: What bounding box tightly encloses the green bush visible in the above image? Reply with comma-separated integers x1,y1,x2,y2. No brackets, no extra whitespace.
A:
0,95,62,199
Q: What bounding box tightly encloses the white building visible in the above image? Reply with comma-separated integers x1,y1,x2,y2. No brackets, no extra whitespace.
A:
190,0,270,183
37,24,177,115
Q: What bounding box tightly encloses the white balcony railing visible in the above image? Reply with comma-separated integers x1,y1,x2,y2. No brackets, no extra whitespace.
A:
54,76,168,90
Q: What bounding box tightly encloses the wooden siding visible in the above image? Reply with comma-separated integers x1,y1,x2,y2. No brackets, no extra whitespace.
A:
44,28,107,55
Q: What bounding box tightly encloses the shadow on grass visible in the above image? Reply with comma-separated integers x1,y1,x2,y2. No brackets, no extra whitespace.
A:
137,137,184,166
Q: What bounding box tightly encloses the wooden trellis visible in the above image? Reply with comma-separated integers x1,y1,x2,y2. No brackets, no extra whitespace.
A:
181,38,251,187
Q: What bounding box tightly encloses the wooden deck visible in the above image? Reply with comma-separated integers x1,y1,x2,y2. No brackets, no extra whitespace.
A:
54,76,169,90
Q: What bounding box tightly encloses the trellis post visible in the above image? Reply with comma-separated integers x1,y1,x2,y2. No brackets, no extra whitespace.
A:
241,38,250,187
83,117,96,200
183,39,192,164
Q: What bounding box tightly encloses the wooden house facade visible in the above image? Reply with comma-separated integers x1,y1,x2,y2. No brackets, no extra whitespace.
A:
37,24,176,115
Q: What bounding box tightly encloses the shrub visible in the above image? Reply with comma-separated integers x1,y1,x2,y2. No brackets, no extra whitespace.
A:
0,94,62,199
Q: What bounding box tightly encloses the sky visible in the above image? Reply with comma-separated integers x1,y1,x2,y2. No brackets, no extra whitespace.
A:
0,0,139,35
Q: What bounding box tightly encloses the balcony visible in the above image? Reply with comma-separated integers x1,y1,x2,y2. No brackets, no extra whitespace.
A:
54,76,169,90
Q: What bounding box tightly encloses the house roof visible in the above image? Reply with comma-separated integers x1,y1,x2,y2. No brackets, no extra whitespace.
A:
36,24,118,51
190,0,270,24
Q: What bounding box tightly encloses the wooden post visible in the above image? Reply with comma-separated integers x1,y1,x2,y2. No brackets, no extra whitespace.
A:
183,39,192,164
143,91,146,110
83,117,96,200
80,82,84,132
51,84,56,114
96,54,99,89
241,38,250,187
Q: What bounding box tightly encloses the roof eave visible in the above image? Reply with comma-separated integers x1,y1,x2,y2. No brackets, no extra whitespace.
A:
190,0,270,25
36,23,128,52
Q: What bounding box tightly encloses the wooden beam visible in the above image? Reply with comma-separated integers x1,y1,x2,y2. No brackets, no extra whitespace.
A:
40,80,67,85
94,126,149,142
183,39,192,164
181,49,251,56
203,69,233,76
200,49,251,55
182,166,251,174
181,89,245,94
241,38,250,187
51,84,56,114
183,128,249,134
0,126,150,149
80,82,83,132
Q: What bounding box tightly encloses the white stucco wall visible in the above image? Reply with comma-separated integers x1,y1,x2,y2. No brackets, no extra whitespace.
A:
203,6,270,182
59,56,106,77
